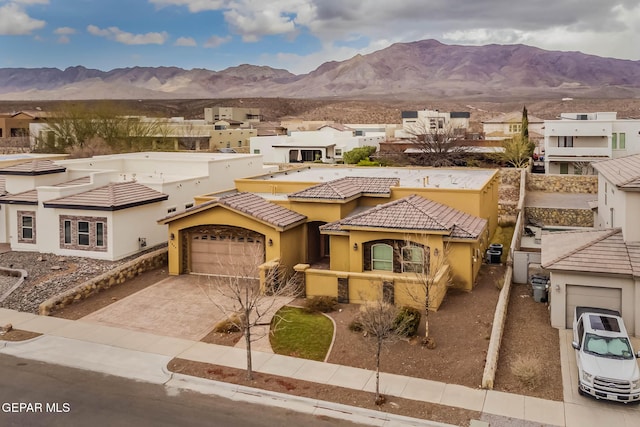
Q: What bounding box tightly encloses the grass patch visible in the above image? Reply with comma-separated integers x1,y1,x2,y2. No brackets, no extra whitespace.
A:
270,306,334,361
491,225,515,263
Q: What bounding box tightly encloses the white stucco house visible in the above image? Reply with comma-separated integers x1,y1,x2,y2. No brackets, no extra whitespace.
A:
543,112,640,175
250,125,386,163
0,152,276,261
542,154,640,336
394,109,470,139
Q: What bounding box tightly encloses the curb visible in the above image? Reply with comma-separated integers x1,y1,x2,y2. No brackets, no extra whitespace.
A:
167,372,457,427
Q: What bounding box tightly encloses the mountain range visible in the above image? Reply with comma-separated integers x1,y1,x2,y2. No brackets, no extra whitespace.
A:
2,39,640,100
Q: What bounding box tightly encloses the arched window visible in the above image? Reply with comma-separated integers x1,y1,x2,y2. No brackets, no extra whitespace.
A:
402,246,425,273
371,243,393,271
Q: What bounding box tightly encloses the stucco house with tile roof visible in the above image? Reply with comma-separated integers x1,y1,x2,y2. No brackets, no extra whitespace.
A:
542,154,640,336
159,166,499,309
0,152,276,260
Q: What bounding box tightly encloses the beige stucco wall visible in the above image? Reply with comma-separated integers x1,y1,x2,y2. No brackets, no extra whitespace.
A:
549,270,639,336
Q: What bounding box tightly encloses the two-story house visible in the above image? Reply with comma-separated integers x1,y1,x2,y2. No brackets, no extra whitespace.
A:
543,112,640,175
542,154,640,336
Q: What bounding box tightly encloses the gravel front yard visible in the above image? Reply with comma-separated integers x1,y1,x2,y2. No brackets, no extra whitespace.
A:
0,247,164,313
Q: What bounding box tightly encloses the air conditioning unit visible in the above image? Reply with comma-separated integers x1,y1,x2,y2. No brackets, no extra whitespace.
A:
138,237,147,249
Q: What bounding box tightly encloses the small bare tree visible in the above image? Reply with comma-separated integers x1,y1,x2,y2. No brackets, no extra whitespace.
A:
404,120,468,167
356,294,412,405
404,238,452,347
203,241,302,380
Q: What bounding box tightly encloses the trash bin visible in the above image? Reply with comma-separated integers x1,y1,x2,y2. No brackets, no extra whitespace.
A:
486,249,501,264
531,275,550,303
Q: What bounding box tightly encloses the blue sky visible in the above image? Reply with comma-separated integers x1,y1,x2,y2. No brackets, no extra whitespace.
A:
1,0,639,75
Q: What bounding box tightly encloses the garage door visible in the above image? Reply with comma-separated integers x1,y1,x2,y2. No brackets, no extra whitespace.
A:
565,285,621,328
190,233,264,277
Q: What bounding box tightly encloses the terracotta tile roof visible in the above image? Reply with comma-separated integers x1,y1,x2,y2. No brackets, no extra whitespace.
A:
158,192,307,230
0,160,66,176
627,243,640,277
321,194,486,238
289,177,399,200
0,189,38,205
541,228,635,276
318,124,353,132
218,192,306,229
44,182,168,211
593,154,640,189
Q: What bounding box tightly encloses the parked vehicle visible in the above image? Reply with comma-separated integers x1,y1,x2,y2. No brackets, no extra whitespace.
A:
572,307,640,403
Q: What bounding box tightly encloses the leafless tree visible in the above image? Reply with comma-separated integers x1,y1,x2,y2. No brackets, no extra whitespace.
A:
404,120,468,167
356,295,412,405
572,161,593,175
202,242,303,380
403,238,452,347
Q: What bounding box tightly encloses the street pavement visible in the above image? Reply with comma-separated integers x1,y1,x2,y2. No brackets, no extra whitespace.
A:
1,308,639,426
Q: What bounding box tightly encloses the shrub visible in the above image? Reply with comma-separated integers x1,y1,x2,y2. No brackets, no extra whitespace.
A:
356,159,380,167
393,306,421,337
343,146,377,164
213,312,245,333
510,354,542,388
304,296,338,313
348,319,363,332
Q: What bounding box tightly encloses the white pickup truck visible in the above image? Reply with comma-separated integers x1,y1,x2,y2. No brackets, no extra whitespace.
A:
572,307,640,403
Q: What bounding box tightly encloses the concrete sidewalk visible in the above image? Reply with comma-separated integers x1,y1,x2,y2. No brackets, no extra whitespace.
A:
1,308,638,427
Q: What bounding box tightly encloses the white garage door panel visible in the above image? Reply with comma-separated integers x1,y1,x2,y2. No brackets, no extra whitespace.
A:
565,285,621,328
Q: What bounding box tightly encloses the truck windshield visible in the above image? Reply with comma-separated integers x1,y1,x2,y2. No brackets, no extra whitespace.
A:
584,333,634,359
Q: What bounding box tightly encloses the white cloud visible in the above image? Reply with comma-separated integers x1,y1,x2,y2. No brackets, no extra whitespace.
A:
174,36,196,46
203,34,231,48
56,35,70,44
87,25,168,45
54,26,75,35
148,0,640,66
0,2,45,35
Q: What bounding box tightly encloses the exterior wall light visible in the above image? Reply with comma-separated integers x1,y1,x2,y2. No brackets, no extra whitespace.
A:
170,233,175,240
353,243,358,251
268,239,273,246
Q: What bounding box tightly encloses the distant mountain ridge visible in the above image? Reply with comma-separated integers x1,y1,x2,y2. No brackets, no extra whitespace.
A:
2,39,640,100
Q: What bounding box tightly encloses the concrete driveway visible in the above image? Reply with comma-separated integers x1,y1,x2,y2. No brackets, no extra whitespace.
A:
80,275,292,346
559,329,640,426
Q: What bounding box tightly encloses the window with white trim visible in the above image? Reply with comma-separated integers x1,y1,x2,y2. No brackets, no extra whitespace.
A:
402,246,424,273
17,210,36,243
21,216,33,239
372,243,393,271
78,221,90,246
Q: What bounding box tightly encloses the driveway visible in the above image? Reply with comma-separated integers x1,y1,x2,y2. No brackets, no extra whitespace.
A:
559,329,640,426
80,275,292,346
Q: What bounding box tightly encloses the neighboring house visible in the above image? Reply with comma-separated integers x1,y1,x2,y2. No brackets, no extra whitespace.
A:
204,107,261,125
395,109,470,139
482,111,544,153
543,112,640,175
29,110,258,153
0,152,276,261
250,126,386,163
542,154,640,336
158,166,499,309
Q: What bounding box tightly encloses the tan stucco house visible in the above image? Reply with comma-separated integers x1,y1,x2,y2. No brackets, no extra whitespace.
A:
159,166,499,309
